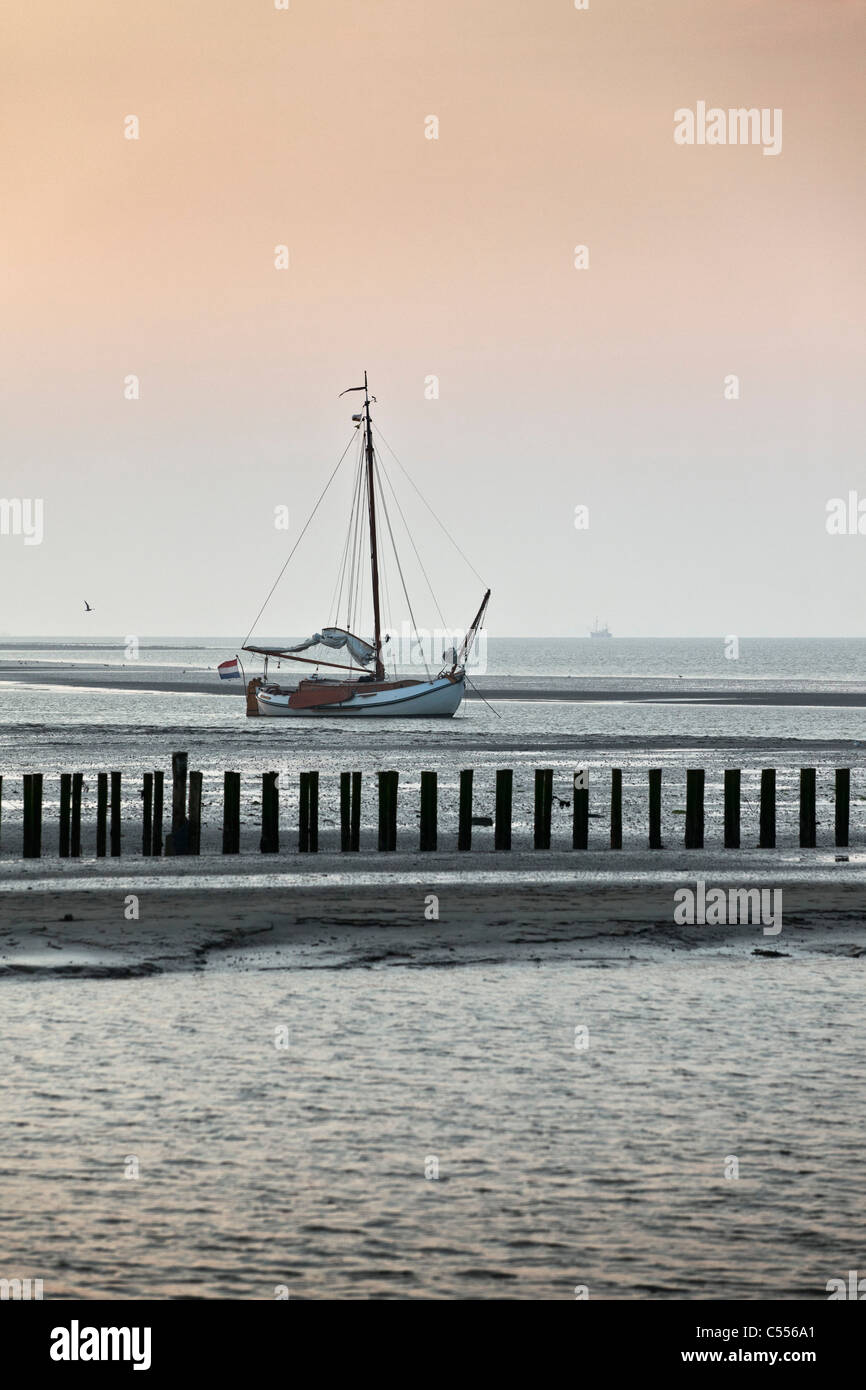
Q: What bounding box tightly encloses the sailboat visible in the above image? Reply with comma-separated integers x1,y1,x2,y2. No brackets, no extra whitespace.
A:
241,375,489,718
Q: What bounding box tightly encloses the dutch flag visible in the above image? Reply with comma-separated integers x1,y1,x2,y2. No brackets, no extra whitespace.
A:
218,657,241,681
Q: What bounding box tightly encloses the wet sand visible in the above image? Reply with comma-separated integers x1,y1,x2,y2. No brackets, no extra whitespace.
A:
2,873,865,977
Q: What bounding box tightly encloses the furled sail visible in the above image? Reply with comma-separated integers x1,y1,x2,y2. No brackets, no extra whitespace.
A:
283,627,376,666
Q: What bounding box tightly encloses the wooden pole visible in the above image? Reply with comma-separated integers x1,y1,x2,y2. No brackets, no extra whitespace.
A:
835,768,850,848
723,769,741,849
648,768,662,849
684,769,704,849
168,751,189,856
110,771,121,857
71,773,83,857
799,767,816,848
759,769,776,848
23,773,43,858
458,769,473,851
350,771,361,851
377,771,398,851
419,771,437,851
534,769,553,849
572,769,588,849
340,771,361,851
299,772,310,851
223,772,240,854
96,772,108,857
299,771,319,852
260,771,279,853
142,773,153,856
152,771,164,857
188,770,202,855
59,773,72,858
0,775,3,854
610,768,622,850
494,769,512,851
340,772,351,851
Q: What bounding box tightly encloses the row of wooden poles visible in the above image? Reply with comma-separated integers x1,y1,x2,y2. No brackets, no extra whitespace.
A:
5,757,854,858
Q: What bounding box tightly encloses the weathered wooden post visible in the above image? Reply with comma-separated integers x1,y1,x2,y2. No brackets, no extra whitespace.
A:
59,773,72,858
377,771,398,851
167,752,189,856
494,769,512,851
188,771,202,855
340,772,351,851
96,773,108,857
648,769,662,849
260,771,279,853
110,771,121,856
350,771,361,851
299,772,310,851
0,775,3,853
759,769,776,848
724,769,741,849
299,771,319,852
534,769,553,850
152,771,164,857
340,771,361,851
610,769,622,850
835,768,850,848
23,773,43,858
572,769,589,849
684,769,704,849
457,769,473,851
222,772,240,854
71,773,83,857
419,771,438,851
799,768,816,848
142,773,153,856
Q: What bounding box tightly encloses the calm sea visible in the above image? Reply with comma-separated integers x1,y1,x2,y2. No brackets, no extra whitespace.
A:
0,946,863,1299
4,634,866,683
0,636,864,1299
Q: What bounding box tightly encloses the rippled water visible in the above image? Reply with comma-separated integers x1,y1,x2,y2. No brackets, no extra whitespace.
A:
1,948,862,1299
1,637,863,1301
5,634,866,681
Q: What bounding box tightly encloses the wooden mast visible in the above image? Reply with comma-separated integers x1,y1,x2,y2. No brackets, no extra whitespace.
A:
363,371,386,681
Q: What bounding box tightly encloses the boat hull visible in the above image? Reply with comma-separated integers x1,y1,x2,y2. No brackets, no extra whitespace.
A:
256,675,465,718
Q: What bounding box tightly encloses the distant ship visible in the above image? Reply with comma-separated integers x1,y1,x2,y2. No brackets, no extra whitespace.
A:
590,617,612,639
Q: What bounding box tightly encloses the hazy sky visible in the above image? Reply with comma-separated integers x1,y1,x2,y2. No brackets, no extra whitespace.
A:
3,0,864,638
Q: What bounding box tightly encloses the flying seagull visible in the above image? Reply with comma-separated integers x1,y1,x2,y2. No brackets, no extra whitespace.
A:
84,600,93,612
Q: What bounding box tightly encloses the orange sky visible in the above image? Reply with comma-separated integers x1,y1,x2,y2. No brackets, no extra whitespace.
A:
3,1,865,636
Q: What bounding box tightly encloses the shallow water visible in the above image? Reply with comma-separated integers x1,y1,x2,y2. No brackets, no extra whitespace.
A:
6,634,866,683
0,948,862,1299
1,637,863,1301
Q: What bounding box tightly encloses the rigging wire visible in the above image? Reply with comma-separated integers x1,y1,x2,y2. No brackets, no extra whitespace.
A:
372,421,487,587
327,455,357,626
465,670,501,718
329,433,365,628
373,451,431,680
242,430,359,647
375,449,448,630
346,441,367,632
